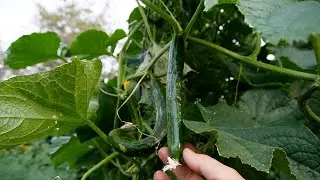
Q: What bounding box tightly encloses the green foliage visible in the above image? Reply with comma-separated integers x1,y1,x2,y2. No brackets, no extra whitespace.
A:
184,89,320,179
69,30,110,58
0,142,76,180
0,58,101,148
205,0,320,44
50,136,95,168
2,0,320,179
4,32,61,69
269,45,317,69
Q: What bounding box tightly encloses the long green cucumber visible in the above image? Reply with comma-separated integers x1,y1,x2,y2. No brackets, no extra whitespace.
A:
109,77,166,156
166,35,184,161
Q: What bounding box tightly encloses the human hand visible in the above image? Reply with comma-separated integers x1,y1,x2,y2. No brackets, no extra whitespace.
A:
153,144,244,180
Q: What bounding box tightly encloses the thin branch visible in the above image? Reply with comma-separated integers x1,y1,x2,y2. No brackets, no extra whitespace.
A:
129,100,143,132
249,33,261,59
140,0,183,34
136,0,154,41
100,88,119,97
184,0,204,38
114,20,144,128
81,152,119,180
187,36,318,81
84,119,110,144
310,33,320,75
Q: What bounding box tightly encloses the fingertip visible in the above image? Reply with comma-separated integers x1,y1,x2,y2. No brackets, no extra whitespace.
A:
158,147,169,163
183,148,199,170
153,170,170,180
183,148,195,160
183,143,201,153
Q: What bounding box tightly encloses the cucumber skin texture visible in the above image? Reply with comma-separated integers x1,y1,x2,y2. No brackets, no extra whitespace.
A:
109,77,166,157
166,36,184,161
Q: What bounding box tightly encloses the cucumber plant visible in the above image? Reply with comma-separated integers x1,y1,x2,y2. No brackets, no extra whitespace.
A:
1,0,320,179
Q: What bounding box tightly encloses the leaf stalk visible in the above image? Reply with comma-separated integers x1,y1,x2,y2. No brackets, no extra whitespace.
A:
310,33,320,75
140,0,183,35
81,152,119,180
187,36,319,81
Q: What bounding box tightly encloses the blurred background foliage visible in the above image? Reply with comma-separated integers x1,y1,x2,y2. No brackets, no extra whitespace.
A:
0,1,122,179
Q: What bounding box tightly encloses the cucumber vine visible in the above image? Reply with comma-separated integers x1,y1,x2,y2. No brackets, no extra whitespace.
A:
1,0,320,179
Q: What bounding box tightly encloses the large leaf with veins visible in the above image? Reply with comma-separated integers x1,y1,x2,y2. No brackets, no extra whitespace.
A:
0,58,102,148
184,89,320,180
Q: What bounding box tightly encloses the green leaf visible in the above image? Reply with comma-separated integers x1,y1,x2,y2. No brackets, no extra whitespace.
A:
50,136,94,168
4,32,61,69
0,141,76,180
184,89,320,180
0,58,102,147
69,30,110,58
205,0,320,44
270,46,317,69
106,29,126,53
204,0,237,11
128,7,142,25
76,78,131,142
76,78,118,142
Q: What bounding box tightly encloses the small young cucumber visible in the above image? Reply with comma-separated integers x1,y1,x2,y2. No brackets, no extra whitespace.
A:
166,35,184,161
109,77,166,156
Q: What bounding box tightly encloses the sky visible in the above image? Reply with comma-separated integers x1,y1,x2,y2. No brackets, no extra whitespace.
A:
0,0,137,50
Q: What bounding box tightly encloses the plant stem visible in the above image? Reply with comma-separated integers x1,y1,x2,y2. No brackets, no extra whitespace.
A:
184,0,204,38
57,56,68,63
136,0,153,41
81,152,119,180
142,120,153,134
100,88,119,97
249,33,261,59
126,42,171,80
241,73,285,87
113,159,132,176
93,140,108,157
129,100,143,132
310,33,320,75
140,0,183,35
85,119,110,144
93,142,132,177
114,20,144,128
187,36,318,81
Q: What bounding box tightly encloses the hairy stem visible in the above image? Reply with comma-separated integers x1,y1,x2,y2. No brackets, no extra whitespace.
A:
100,88,119,97
136,0,154,41
142,120,153,134
310,33,320,75
129,100,143,132
81,152,119,180
84,119,110,144
184,0,204,38
249,33,261,59
187,36,318,80
140,0,183,34
114,20,144,128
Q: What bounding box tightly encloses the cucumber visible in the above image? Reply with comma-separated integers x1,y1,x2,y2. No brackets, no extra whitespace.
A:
109,76,166,156
166,35,184,161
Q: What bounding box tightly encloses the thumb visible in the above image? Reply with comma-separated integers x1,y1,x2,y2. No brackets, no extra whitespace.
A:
183,148,244,180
